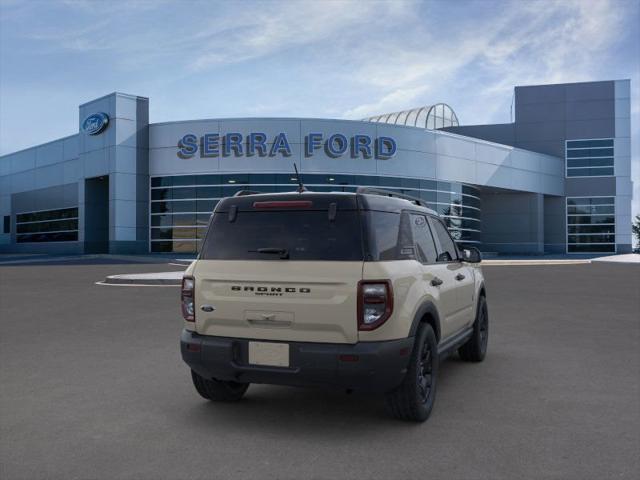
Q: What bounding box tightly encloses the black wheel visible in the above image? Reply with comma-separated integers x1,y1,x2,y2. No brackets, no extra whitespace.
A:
385,324,438,422
458,295,488,362
190,370,249,402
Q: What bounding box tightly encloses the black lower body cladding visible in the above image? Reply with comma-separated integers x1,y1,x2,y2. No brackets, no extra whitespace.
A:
181,329,414,393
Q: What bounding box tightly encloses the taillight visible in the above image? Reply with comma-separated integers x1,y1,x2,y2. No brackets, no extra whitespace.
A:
181,276,195,322
357,280,393,330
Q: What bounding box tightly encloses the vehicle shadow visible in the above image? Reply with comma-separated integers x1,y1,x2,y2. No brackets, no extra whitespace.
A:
179,356,471,436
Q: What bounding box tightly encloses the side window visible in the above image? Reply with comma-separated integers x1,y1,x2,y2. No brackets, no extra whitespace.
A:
409,214,437,263
428,216,458,262
363,211,415,261
365,211,402,260
3,215,9,234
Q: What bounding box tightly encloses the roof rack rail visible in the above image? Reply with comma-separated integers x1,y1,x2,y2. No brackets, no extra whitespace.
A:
233,190,261,197
356,187,428,208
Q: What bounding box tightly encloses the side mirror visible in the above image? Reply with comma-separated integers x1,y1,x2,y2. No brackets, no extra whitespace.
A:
462,247,482,263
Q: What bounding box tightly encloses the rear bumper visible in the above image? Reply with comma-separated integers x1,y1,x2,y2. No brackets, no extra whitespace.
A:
181,329,413,393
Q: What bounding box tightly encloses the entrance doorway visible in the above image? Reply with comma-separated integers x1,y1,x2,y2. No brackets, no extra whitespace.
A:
84,176,109,253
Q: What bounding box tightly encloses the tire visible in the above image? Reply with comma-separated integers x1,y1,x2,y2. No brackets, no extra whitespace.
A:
458,295,488,362
385,324,438,422
190,370,249,402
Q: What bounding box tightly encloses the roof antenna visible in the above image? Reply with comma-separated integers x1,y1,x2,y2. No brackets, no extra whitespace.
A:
293,163,307,193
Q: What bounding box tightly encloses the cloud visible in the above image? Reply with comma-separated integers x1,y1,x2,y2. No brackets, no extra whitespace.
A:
343,85,430,119
188,1,413,71
343,0,631,118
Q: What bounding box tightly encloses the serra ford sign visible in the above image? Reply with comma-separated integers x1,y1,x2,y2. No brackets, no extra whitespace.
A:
177,132,397,159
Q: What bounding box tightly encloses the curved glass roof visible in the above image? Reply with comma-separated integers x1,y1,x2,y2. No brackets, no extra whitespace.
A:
363,103,459,130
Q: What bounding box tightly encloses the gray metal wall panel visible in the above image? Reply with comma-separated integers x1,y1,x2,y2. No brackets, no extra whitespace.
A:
480,191,544,254
565,177,616,197
11,183,78,214
441,124,515,146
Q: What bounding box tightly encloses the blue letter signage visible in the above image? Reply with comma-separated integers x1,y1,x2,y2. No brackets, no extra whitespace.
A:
177,132,396,160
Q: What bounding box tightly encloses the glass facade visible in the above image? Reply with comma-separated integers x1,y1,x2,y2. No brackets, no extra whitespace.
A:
149,174,481,254
364,103,459,130
566,197,615,253
566,139,614,177
15,207,79,243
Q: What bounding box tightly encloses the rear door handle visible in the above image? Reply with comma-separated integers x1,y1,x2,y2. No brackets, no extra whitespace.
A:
455,274,465,281
431,277,443,287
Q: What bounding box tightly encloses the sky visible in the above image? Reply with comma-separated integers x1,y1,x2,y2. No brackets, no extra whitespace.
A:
1,0,639,215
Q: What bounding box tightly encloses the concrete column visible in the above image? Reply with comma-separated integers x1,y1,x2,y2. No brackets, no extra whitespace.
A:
78,93,149,254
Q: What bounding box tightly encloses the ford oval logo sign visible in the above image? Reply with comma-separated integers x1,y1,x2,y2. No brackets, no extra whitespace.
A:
82,112,109,135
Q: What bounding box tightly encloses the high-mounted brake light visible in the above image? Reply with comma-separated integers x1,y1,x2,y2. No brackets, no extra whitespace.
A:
357,280,393,331
253,200,313,209
181,276,195,322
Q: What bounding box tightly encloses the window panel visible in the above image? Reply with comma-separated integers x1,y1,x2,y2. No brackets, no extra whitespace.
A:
151,215,172,227
568,243,615,253
568,234,615,244
16,207,78,223
16,231,78,243
566,197,615,253
197,200,217,213
172,175,197,186
568,224,615,234
566,139,614,177
151,176,172,187
151,202,171,214
171,201,196,213
172,241,199,254
172,214,197,226
197,214,212,226
567,148,614,158
222,174,250,185
567,139,613,149
150,241,172,252
567,167,614,177
197,175,220,185
151,188,171,201
567,215,615,225
196,227,208,239
568,197,614,206
171,187,196,200
567,205,615,215
151,227,173,240
567,157,613,168
419,191,437,203
15,207,79,243
148,175,483,255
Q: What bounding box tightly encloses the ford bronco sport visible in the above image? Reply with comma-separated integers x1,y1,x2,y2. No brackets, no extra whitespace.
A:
180,187,488,422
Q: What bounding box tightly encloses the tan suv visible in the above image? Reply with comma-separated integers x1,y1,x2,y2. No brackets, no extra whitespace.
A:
180,188,488,422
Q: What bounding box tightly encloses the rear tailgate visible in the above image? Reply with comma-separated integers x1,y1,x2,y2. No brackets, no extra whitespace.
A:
193,260,362,343
193,193,364,344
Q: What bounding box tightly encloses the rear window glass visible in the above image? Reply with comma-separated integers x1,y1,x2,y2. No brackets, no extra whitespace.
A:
363,211,415,261
200,210,363,261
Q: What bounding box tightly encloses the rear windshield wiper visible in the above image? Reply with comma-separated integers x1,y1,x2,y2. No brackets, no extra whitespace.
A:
249,247,290,259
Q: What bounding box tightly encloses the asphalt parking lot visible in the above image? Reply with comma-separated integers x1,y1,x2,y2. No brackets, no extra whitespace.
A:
1,261,639,480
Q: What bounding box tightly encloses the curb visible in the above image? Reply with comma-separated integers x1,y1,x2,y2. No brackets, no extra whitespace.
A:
101,272,183,286
482,260,591,266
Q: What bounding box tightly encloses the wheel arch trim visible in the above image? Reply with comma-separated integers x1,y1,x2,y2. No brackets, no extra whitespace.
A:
408,301,442,341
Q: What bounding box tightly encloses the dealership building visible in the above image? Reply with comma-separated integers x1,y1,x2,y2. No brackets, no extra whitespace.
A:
0,79,633,255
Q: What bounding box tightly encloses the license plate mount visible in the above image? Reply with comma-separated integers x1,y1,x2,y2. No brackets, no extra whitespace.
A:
248,341,290,367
